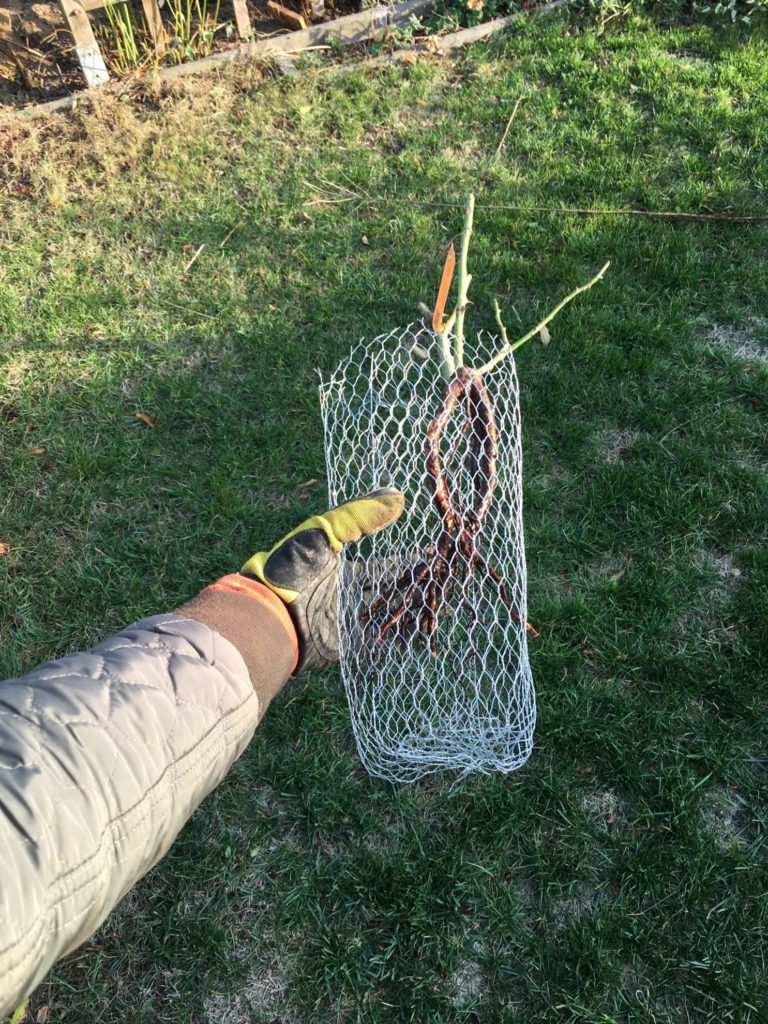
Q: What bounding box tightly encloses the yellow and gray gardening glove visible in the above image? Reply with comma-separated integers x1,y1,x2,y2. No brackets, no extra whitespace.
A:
241,487,405,674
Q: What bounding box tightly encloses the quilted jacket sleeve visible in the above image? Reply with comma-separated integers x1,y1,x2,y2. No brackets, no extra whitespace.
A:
0,601,296,1018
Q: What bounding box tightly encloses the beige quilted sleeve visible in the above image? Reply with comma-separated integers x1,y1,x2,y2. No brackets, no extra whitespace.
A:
0,614,267,1017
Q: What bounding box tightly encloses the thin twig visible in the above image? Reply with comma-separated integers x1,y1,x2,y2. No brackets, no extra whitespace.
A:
493,298,511,349
183,243,205,273
302,174,370,207
416,203,768,223
302,179,357,205
482,261,610,374
158,299,218,321
299,181,767,224
218,226,237,248
491,94,526,163
0,39,35,90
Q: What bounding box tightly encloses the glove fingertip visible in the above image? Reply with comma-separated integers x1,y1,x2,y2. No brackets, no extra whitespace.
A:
346,488,406,537
370,487,406,527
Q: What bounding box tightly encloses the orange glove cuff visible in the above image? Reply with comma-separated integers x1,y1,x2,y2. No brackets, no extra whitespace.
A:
198,574,299,674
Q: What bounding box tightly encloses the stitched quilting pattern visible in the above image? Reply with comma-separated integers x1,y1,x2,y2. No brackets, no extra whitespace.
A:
0,615,260,1016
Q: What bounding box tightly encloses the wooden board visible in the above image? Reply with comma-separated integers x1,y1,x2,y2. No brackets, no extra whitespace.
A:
265,1,307,31
140,0,167,52
231,0,253,39
80,0,126,10
58,0,110,87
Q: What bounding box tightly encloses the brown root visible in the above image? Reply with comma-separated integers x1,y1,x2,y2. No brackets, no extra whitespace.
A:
367,368,537,650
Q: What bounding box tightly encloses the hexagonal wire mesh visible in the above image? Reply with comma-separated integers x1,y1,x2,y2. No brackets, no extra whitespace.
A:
319,325,535,783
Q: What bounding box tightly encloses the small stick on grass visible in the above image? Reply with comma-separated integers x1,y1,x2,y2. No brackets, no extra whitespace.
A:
492,94,527,163
183,243,205,274
218,227,237,249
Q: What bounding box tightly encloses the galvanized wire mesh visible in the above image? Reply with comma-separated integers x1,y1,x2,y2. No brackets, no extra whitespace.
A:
319,325,535,783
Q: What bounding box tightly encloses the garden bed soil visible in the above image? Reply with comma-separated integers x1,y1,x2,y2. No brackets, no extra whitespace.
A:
0,1,82,106
0,0,368,109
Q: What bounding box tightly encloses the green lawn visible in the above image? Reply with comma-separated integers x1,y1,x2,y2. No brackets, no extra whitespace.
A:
1,12,767,1023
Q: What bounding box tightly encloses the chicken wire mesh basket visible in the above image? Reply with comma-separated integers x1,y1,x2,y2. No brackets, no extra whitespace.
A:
319,325,535,783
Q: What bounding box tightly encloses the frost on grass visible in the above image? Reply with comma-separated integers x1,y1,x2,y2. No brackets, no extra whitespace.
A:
672,609,738,655
451,960,483,1006
671,550,743,655
587,551,629,581
705,321,768,368
665,48,710,67
536,461,573,491
599,427,639,463
712,553,743,580
581,788,628,829
551,884,608,928
450,954,486,1008
694,549,743,597
393,102,444,132
204,958,300,1024
701,787,748,853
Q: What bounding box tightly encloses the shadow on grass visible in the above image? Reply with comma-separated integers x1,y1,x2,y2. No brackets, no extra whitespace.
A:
2,14,767,1023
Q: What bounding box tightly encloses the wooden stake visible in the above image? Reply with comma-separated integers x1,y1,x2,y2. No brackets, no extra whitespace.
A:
58,0,110,87
266,1,307,31
232,0,253,38
81,0,167,55
140,0,167,54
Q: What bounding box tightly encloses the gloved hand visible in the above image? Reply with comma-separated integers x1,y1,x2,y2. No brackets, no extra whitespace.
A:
241,487,405,673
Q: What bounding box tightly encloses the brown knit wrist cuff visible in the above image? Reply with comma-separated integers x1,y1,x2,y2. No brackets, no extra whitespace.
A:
178,575,299,715
200,574,299,668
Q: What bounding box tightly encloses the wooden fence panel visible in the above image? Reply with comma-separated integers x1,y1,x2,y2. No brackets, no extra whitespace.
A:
58,0,110,87
61,0,168,84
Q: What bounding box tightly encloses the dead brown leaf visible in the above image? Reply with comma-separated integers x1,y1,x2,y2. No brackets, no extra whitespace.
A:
135,412,155,428
433,242,456,333
361,235,370,246
297,478,319,488
540,325,551,347
0,542,10,556
0,404,19,422
25,446,46,457
37,1007,50,1023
